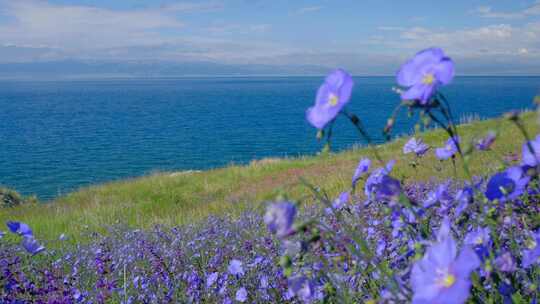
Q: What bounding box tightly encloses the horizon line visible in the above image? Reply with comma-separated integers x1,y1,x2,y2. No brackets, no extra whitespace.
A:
0,74,539,81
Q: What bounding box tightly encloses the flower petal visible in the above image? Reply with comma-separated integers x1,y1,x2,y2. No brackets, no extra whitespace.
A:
396,48,445,87
337,75,354,107
401,84,435,103
453,246,480,277
433,58,455,85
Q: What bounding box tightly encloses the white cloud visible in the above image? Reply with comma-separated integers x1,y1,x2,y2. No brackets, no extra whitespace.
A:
377,26,407,31
519,48,529,55
205,23,271,35
376,23,540,59
0,0,185,51
471,1,540,19
296,6,324,14
365,22,540,74
160,2,224,12
0,0,284,63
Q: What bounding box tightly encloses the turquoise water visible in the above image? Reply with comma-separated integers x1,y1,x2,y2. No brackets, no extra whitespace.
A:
0,76,538,200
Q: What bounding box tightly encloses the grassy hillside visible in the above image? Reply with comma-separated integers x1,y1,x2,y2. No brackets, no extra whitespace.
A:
0,111,537,241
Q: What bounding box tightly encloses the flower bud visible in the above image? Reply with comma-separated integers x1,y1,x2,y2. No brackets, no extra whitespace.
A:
316,129,324,140
350,114,360,125
384,118,394,134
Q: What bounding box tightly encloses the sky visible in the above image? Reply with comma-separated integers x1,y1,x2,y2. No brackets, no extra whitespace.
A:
0,0,539,75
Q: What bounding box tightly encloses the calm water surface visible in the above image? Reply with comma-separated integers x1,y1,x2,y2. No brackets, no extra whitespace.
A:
0,76,538,200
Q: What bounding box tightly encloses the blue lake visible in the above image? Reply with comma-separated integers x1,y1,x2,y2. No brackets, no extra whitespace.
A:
0,76,538,200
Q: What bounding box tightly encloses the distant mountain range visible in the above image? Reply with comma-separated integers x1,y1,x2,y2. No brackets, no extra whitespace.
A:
0,59,538,80
0,60,333,79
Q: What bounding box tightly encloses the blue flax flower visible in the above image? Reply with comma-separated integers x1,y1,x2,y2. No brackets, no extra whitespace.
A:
287,276,314,303
464,227,491,261
235,287,247,302
464,227,491,247
495,252,516,273
475,131,496,151
403,137,430,157
228,259,245,277
522,230,540,268
206,272,219,288
364,160,401,201
423,182,453,209
485,166,529,202
264,202,296,238
22,236,45,255
332,191,350,210
454,186,473,217
397,47,455,104
411,218,480,304
522,134,540,167
6,221,33,237
435,137,459,160
306,69,354,129
352,158,371,188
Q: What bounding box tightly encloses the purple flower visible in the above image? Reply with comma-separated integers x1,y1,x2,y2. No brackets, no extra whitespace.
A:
411,218,480,304
397,47,455,104
464,227,491,247
435,137,459,160
260,275,269,289
352,158,371,188
475,131,496,151
391,213,405,238
522,231,540,268
498,282,514,303
376,239,386,256
235,287,247,302
0,230,4,239
423,182,453,209
21,236,45,255
464,227,491,261
264,202,296,238
494,252,516,272
306,69,354,129
228,259,245,277
522,134,540,167
287,276,314,302
454,187,473,217
283,240,302,256
403,137,430,157
6,221,33,237
364,161,401,201
485,166,530,202
332,191,350,209
206,272,219,288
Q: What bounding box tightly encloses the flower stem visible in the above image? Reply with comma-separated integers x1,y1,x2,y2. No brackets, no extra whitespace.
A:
341,111,384,165
426,110,472,180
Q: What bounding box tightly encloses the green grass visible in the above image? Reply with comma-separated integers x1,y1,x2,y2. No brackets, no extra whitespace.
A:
0,111,537,241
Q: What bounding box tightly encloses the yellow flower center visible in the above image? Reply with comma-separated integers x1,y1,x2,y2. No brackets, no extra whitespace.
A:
474,237,483,245
422,73,435,85
527,239,537,250
441,274,456,288
328,94,339,106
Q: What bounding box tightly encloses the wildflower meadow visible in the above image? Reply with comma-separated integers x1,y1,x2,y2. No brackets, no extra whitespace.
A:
1,47,540,303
